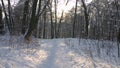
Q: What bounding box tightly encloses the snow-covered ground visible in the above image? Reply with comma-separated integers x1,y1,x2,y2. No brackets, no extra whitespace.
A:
0,36,120,68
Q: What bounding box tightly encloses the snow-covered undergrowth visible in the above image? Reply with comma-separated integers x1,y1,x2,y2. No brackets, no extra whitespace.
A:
65,38,120,68
0,35,120,68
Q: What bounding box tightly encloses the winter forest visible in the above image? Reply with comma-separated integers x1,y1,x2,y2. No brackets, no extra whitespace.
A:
0,0,119,40
0,0,120,68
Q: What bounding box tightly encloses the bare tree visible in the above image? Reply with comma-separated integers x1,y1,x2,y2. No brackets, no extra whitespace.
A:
48,0,54,38
36,0,42,38
43,0,47,38
72,0,78,38
24,0,50,40
114,0,120,57
8,0,16,35
81,0,89,37
0,5,4,34
24,0,38,40
1,0,12,34
22,0,30,35
54,0,58,38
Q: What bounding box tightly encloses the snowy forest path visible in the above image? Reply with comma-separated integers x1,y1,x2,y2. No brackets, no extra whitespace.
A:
0,37,120,68
38,39,120,68
39,39,71,68
39,39,58,68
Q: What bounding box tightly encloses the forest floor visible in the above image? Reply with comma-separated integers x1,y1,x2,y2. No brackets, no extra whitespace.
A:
0,36,120,68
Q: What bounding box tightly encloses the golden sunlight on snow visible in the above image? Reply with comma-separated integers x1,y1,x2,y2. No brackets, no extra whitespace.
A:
68,51,76,56
24,50,48,65
67,51,116,68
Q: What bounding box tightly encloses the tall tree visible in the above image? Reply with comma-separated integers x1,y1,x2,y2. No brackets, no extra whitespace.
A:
0,5,4,34
36,0,42,38
22,0,30,35
0,5,2,26
8,0,15,35
1,0,11,34
114,0,120,57
43,0,47,38
24,0,50,40
81,0,89,37
72,0,78,38
48,0,54,38
54,0,58,38
24,0,38,40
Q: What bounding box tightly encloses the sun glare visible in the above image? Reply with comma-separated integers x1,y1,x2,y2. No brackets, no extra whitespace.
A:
56,0,92,17
0,0,18,6
85,0,93,4
57,0,75,17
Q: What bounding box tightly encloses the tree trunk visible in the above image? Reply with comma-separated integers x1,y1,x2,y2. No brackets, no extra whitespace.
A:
72,0,78,38
8,0,15,35
24,0,38,40
115,0,120,57
117,28,120,57
0,5,4,35
43,2,47,38
22,0,30,35
1,0,11,34
54,0,58,38
81,0,89,37
50,7,54,39
48,3,54,38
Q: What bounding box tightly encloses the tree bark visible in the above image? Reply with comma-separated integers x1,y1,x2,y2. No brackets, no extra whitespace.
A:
0,5,4,34
48,3,54,39
22,0,30,35
54,0,58,38
8,0,15,35
24,0,38,40
81,0,89,37
43,0,47,38
72,0,78,38
1,0,11,34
